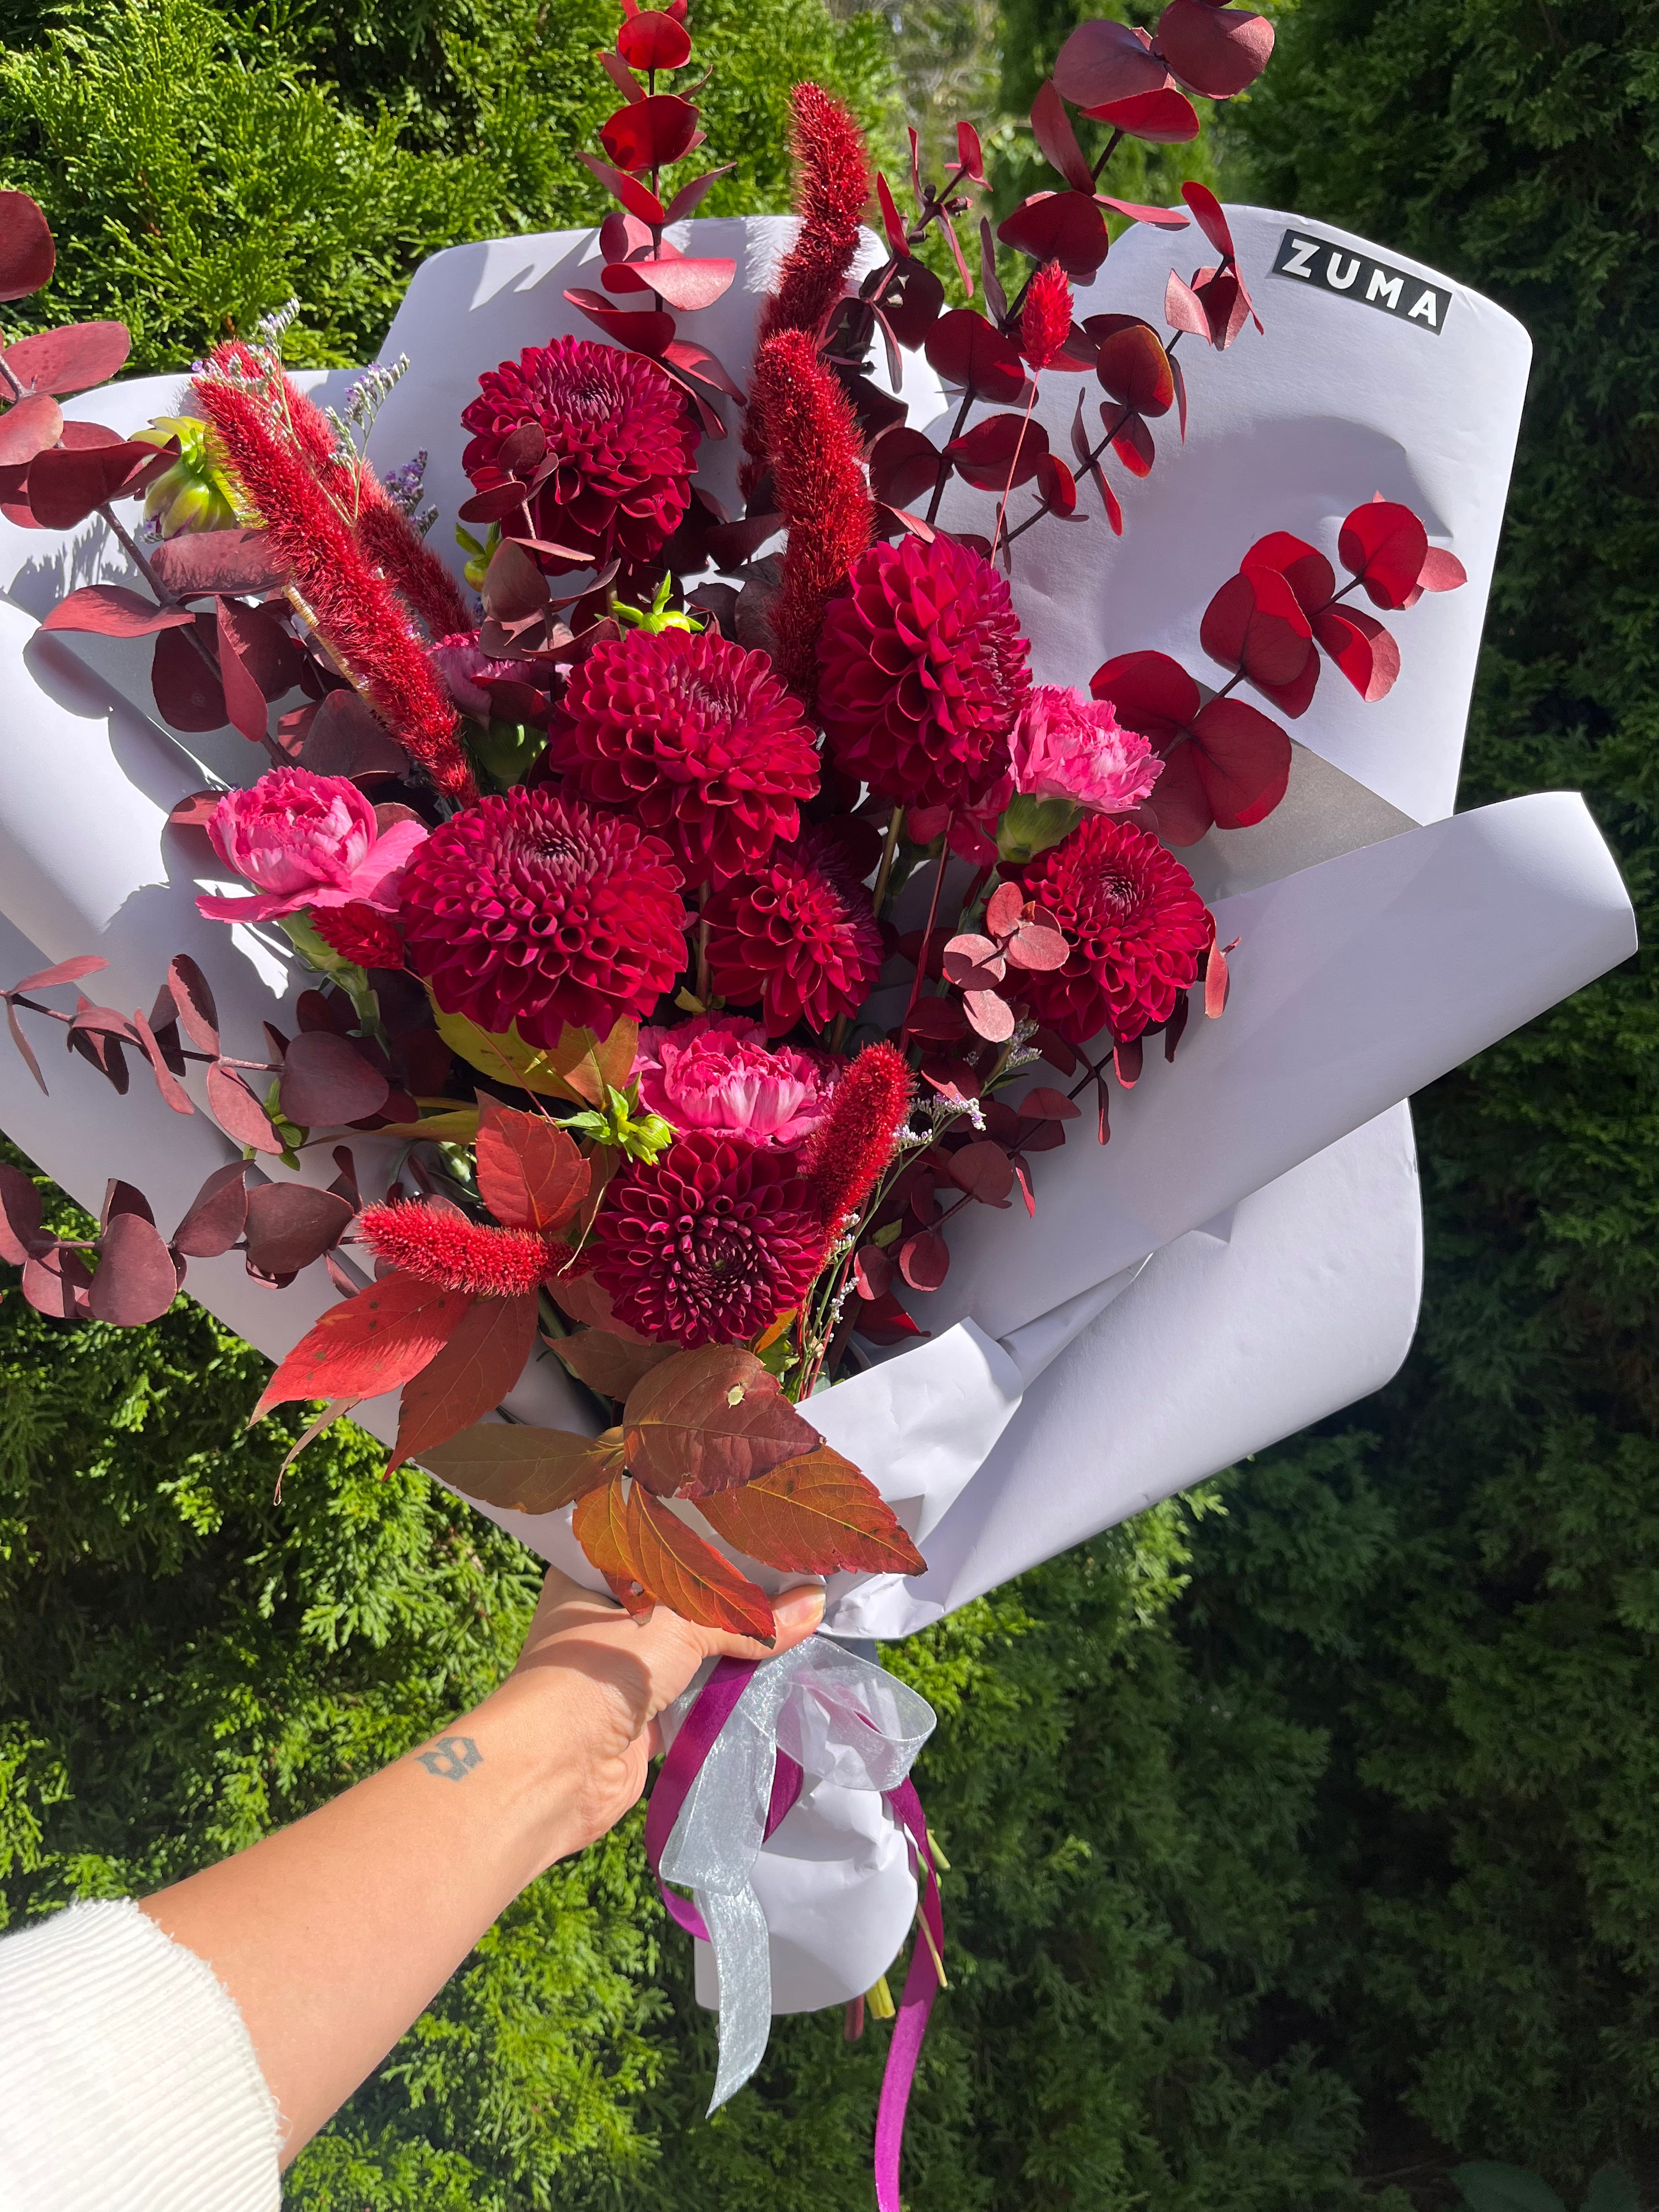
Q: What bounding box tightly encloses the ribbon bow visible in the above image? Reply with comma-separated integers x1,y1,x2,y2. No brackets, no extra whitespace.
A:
644,1639,945,2211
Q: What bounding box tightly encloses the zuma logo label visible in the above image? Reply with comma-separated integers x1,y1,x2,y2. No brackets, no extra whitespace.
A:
1272,229,1452,334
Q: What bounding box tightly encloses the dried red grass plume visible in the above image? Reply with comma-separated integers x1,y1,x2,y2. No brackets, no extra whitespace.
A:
742,82,870,498
803,1041,912,1232
1020,261,1074,371
194,350,476,801
359,1201,554,1297
356,496,472,642
750,327,874,703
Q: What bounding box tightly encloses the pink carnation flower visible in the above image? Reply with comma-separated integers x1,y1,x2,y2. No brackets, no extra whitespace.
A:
196,768,428,924
634,1015,837,1148
1010,685,1162,812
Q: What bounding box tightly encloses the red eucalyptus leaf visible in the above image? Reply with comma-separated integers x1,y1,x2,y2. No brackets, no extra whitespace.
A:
1242,528,1335,616
206,1063,284,1154
660,336,744,400
853,1244,895,1301
1035,450,1079,515
1312,603,1402,702
1180,181,1237,260
882,258,946,348
1081,87,1200,142
698,1446,926,1576
870,425,944,510
626,1482,775,1640
149,527,284,600
253,1269,474,1419
166,954,219,1055
623,1344,820,1499
550,1269,651,1340
964,988,1016,1041
905,995,970,1042
88,1210,178,1325
42,585,193,639
388,1289,539,1471
984,881,1023,938
875,172,912,258
924,309,1030,403
947,411,1049,492
617,7,692,70
0,391,63,467
0,1162,47,1264
458,482,531,526
577,150,669,224
574,1476,653,1617
957,119,986,182
662,165,735,222
1171,351,1188,439
1164,989,1191,1059
1070,388,1123,532
242,1183,355,1277
1054,18,1169,105
173,1161,249,1259
1199,567,1316,697
1030,80,1096,195
22,1244,92,1318
601,93,701,171
602,257,736,312
947,1139,1015,1207
1109,409,1155,477
151,622,227,732
2,320,131,398
1018,1084,1081,1124
129,1007,193,1113
26,435,153,528
1338,499,1431,610
9,953,109,996
1003,919,1069,970
1164,269,1210,337
10,1011,51,1091
997,193,1111,279
1417,546,1468,593
599,49,646,101
899,1229,951,1291
284,689,408,781
279,1031,390,1127
1190,264,1255,349
1098,197,1190,229
0,191,55,302
1187,697,1293,828
1090,314,1175,416
854,1290,928,1344
1206,933,1235,1018
1158,0,1273,98
475,1098,589,1233
1114,1035,1143,1087
562,287,676,355
942,933,1006,990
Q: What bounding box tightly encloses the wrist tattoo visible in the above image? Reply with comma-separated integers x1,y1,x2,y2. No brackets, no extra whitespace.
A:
415,1734,481,1782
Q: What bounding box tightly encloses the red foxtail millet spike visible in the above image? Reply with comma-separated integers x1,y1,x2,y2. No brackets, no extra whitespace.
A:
194,354,476,801
1020,261,1074,372
355,496,473,641
750,328,874,705
803,1042,913,1233
742,82,870,499
359,1201,554,1297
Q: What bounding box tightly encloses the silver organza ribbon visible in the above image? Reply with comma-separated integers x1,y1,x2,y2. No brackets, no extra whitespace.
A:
653,1640,935,2109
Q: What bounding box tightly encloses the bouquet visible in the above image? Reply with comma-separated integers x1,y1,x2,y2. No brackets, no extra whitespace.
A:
0,11,1637,2192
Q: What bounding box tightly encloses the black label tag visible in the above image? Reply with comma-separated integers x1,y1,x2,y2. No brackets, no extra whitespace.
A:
1271,228,1452,335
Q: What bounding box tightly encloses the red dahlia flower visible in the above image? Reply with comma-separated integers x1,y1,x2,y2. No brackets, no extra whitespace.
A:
590,1132,826,1345
398,787,687,1046
1011,815,1211,1046
704,831,883,1037
360,1201,555,1297
553,627,820,885
460,337,695,575
817,535,1032,812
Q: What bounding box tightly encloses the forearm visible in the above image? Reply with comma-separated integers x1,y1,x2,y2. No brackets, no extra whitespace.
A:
139,1663,600,2162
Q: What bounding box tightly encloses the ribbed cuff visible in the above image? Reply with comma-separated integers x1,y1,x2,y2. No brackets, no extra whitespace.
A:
0,1896,283,2211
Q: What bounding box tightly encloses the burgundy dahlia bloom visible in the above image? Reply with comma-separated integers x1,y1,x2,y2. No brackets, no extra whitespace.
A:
553,627,820,885
398,787,687,1046
817,535,1032,812
460,337,695,575
360,1201,555,1297
590,1132,826,1345
1011,815,1212,1046
703,831,883,1037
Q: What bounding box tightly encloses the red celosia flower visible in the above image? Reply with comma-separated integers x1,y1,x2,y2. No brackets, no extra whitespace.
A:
703,830,883,1037
460,338,695,577
802,1041,912,1232
1020,261,1074,371
818,535,1032,811
360,1200,555,1297
356,496,472,644
309,900,407,970
748,328,874,704
590,1132,825,1345
194,350,475,802
1011,815,1212,1046
552,625,820,885
398,787,688,1046
742,82,871,498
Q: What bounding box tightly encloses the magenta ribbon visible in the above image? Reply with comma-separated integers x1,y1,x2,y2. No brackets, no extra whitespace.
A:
644,1656,942,2209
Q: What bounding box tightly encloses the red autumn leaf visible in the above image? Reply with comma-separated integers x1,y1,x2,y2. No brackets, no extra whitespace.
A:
628,1482,776,1638
555,1327,675,1401
1312,603,1402,702
151,623,228,732
984,881,1024,937
874,171,912,258
924,309,1028,404
9,953,109,996
206,1063,284,1154
602,257,736,312
2,321,130,398
661,337,744,402
475,1099,590,1233
997,193,1111,279
242,1183,356,1278
1053,17,1168,106
165,954,219,1056
42,585,193,639
172,1161,249,1259
0,191,55,302
870,424,945,510
853,1244,895,1301
1179,182,1237,261
577,150,669,225
623,1344,820,1500
425,1425,621,1513
0,391,63,467
599,48,646,101
899,1229,951,1291
662,164,735,222
600,92,699,171
957,118,986,182
947,411,1049,492
278,1031,391,1127
22,1244,92,1318
1417,546,1468,594
0,1161,47,1264
1338,499,1431,610
575,1476,654,1618
617,7,692,70
87,1210,178,1325
1030,80,1096,195
252,1269,474,1420
388,1289,539,1471
1090,314,1175,416
1157,0,1273,98
562,287,676,355
1164,269,1210,338
1086,87,1200,142
947,1139,1015,1207
1200,567,1317,713
26,434,154,529
1098,197,1190,230
1019,1084,1082,1125
698,1446,926,1576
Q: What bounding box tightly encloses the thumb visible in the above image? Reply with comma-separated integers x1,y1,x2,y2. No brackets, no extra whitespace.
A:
702,1579,826,1667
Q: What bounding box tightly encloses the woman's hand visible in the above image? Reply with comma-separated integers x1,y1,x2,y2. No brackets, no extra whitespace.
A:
502,1566,826,1860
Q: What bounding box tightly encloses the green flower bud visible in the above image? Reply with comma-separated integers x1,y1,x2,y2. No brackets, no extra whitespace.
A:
613,571,700,635
466,717,548,792
995,792,1083,865
134,415,240,539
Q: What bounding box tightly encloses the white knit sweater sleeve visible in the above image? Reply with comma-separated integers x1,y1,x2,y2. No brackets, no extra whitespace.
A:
0,1897,284,2210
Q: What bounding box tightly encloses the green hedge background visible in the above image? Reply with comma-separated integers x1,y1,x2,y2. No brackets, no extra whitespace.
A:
1,0,1655,2202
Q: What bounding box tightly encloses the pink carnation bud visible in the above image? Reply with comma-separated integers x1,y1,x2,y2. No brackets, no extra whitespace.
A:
1010,686,1162,813
196,768,428,926
634,1015,839,1148
1020,261,1074,372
